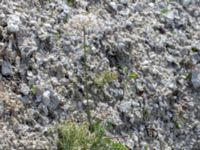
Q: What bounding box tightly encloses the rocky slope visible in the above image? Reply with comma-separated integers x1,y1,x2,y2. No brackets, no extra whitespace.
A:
0,0,200,149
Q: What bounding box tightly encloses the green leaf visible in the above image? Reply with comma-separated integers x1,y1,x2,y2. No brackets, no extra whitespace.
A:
91,121,105,137
191,47,198,52
129,72,138,79
31,85,37,94
144,145,149,150
160,8,169,15
111,142,129,150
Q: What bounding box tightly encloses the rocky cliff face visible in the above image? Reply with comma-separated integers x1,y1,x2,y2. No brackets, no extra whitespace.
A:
0,0,200,149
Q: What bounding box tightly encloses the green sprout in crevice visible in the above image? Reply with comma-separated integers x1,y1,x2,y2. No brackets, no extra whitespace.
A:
31,84,37,95
142,108,150,121
121,66,139,98
160,8,170,16
172,113,187,129
65,0,75,6
54,32,61,42
105,120,117,132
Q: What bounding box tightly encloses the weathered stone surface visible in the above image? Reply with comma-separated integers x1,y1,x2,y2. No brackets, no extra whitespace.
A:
192,65,200,89
0,0,200,149
7,15,21,33
1,61,12,76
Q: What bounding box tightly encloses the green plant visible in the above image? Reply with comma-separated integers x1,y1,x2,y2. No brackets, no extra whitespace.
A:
31,85,37,95
94,71,118,87
57,28,129,150
66,0,75,6
191,47,198,52
172,113,186,129
105,121,116,131
160,8,169,15
57,122,128,150
55,32,61,41
128,72,138,79
57,122,93,150
144,144,149,150
121,66,138,97
142,109,149,121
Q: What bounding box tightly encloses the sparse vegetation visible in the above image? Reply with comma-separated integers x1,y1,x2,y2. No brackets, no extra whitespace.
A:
94,71,118,87
121,66,138,98
172,113,186,129
57,121,128,150
57,28,128,150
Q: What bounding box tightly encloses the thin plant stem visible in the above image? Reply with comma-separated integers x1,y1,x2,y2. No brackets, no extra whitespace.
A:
83,27,92,131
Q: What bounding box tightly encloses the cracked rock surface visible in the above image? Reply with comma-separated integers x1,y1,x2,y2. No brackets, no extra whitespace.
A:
0,0,200,149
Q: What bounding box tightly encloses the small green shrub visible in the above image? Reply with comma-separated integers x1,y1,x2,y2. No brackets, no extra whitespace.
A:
57,122,128,150
57,122,93,150
94,71,118,87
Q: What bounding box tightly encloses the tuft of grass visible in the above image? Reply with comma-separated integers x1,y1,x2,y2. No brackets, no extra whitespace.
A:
57,122,93,150
57,122,129,150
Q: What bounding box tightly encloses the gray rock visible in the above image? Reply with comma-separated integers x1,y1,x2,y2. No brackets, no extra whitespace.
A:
136,81,144,92
181,0,192,6
118,101,132,113
191,53,200,65
191,64,200,89
42,91,51,106
20,83,30,95
0,0,200,149
120,0,128,5
125,20,133,30
109,2,117,11
38,103,48,116
7,15,21,33
0,101,4,118
49,93,59,110
0,13,6,26
42,90,59,111
1,60,12,76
